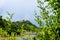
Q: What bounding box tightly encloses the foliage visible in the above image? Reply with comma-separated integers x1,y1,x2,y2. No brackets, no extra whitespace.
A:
0,12,38,36
34,0,60,40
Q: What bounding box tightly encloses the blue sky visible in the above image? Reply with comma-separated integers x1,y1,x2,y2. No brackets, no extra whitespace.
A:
0,0,38,25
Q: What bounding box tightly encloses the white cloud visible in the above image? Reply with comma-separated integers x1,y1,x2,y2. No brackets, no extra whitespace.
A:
0,0,5,7
1,0,38,22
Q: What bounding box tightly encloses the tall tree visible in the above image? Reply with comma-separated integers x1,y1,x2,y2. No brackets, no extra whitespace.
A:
35,0,55,27
45,0,60,38
5,12,14,35
35,0,60,40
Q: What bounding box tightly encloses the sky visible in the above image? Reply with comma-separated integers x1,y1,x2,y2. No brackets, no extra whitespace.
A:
0,0,39,25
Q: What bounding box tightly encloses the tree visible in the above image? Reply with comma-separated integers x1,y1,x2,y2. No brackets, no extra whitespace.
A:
35,0,55,27
5,12,14,35
35,0,60,40
45,0,60,38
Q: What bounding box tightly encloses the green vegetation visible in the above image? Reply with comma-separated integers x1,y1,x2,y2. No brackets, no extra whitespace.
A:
0,13,38,40
0,0,60,40
35,0,60,40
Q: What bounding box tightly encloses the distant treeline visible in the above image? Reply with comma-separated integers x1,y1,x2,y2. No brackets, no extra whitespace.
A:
0,16,38,36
